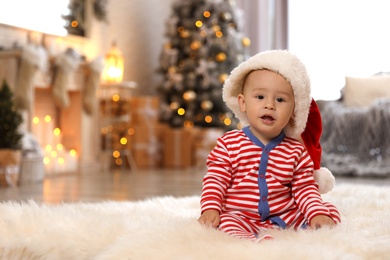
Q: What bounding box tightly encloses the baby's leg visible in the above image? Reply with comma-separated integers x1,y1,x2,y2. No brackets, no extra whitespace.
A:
219,212,260,240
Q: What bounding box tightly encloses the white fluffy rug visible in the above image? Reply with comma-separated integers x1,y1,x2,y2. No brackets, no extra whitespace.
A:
0,183,390,259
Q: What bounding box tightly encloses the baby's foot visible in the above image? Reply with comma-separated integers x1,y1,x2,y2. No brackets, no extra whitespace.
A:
255,234,273,243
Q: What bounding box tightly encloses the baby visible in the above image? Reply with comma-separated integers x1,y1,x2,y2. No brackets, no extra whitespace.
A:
198,50,340,242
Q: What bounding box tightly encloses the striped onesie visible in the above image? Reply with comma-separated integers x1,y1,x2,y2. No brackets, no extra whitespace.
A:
200,126,341,240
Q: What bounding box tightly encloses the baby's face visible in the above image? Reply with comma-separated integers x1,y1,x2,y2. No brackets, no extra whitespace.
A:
238,69,295,144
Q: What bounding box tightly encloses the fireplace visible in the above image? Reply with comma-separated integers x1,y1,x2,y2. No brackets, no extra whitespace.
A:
1,50,99,175
30,68,99,175
32,89,77,174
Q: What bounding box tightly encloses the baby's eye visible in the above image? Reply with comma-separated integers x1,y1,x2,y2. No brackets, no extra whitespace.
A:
256,95,265,100
276,97,285,102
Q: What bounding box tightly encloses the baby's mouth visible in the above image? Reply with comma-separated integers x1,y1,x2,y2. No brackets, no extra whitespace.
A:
261,115,275,123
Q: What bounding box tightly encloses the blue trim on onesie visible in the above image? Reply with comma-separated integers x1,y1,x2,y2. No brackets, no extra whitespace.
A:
243,126,287,229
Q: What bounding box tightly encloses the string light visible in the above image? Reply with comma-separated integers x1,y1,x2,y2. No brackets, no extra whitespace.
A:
215,52,227,62
53,127,61,136
115,158,123,165
113,150,120,158
32,114,78,174
184,120,194,128
58,157,65,165
195,20,203,27
127,128,135,135
71,20,79,28
203,11,211,18
215,31,223,38
219,73,228,83
112,94,120,102
33,116,40,124
190,41,201,51
70,149,77,157
242,37,251,47
45,145,52,152
177,108,185,115
56,143,63,150
120,137,128,145
177,26,185,33
183,90,196,101
43,157,50,165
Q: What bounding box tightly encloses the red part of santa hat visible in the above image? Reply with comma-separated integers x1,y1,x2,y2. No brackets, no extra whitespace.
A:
301,99,335,194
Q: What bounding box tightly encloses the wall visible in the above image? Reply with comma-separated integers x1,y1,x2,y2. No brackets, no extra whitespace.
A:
99,0,176,95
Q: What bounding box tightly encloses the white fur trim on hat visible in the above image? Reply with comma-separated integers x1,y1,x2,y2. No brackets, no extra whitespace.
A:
313,167,335,194
222,50,311,138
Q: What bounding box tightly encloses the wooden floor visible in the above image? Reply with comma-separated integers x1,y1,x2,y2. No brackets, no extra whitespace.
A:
0,167,205,204
1,166,390,204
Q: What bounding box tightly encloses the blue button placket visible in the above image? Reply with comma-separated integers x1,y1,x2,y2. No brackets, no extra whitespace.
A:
243,126,285,223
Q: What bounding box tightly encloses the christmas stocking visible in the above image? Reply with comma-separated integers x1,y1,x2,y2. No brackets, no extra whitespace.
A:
14,44,47,110
83,56,104,115
52,48,81,109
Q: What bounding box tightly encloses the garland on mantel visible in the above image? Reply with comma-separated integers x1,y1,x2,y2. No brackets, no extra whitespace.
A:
63,0,108,37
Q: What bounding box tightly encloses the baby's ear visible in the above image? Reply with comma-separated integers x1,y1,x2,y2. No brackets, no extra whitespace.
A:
238,94,246,112
291,109,296,120
288,113,296,128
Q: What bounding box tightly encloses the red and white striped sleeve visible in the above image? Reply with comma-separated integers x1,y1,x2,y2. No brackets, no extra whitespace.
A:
200,133,235,214
291,148,331,221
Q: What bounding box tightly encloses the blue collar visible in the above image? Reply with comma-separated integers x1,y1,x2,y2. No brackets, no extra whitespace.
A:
242,126,285,150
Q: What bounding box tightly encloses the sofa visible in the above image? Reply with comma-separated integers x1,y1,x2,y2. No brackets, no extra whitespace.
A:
317,73,390,177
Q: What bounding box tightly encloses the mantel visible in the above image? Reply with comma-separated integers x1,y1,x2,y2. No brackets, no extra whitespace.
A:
0,49,88,91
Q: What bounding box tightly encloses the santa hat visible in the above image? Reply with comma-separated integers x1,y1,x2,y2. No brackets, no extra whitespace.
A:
301,99,335,194
222,50,334,193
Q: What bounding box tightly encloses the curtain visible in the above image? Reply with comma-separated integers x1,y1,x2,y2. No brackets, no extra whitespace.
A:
236,0,288,55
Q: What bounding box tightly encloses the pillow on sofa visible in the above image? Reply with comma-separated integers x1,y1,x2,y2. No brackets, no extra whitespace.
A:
343,75,390,107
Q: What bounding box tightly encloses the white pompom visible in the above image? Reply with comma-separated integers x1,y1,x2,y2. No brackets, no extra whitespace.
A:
313,167,335,194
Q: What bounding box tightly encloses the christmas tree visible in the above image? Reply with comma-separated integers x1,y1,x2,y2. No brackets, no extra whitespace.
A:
157,0,250,129
0,80,23,150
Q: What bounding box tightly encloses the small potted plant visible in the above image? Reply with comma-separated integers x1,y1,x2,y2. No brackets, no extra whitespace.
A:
0,79,23,186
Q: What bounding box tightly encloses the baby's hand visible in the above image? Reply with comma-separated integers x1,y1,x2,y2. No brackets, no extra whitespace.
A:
198,210,220,228
310,215,336,229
